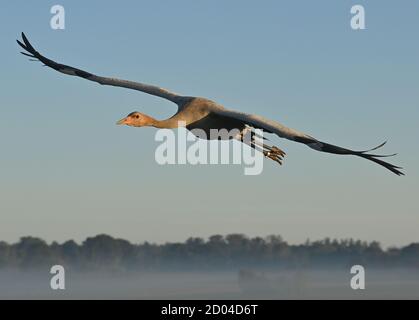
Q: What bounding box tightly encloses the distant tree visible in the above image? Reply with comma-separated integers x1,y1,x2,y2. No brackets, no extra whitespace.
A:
225,234,248,247
208,234,225,245
82,234,135,270
0,234,417,271
15,237,52,268
207,235,228,265
266,235,284,245
61,240,81,266
0,241,12,267
400,243,419,266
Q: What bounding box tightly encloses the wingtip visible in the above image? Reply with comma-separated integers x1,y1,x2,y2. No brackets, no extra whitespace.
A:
19,32,27,44
21,32,36,52
16,39,26,49
20,51,34,58
360,140,389,154
376,140,387,149
21,32,28,42
390,164,404,176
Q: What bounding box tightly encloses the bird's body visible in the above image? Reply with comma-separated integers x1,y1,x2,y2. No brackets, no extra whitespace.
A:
170,98,241,137
17,33,403,175
164,97,216,129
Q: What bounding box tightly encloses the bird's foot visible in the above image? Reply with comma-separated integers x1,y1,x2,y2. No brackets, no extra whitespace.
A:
264,146,286,165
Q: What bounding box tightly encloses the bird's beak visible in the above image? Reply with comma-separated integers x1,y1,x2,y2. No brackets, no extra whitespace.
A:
116,117,127,125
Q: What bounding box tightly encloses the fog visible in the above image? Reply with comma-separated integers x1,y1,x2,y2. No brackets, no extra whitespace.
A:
1,268,418,299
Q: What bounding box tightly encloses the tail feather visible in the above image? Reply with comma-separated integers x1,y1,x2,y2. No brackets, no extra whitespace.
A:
313,140,404,176
357,152,404,176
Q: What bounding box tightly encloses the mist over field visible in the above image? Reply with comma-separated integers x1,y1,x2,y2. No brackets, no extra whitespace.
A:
1,268,418,299
0,234,418,299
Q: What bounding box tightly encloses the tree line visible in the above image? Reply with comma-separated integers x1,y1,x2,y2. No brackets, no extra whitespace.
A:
0,234,418,271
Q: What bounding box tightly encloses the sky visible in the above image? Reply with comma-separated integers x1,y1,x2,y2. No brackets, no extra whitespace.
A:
0,1,418,247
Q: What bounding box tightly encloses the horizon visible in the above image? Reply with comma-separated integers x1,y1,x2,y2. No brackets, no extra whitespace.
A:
2,232,417,250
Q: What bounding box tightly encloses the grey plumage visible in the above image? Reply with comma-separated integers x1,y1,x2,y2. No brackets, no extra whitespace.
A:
17,32,404,175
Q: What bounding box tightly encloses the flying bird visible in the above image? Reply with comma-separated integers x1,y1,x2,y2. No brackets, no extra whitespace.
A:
17,32,403,175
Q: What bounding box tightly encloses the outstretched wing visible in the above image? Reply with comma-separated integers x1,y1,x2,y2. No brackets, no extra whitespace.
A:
210,107,404,176
17,32,185,105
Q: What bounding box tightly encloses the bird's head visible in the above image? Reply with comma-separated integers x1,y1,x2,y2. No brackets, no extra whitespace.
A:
116,111,155,127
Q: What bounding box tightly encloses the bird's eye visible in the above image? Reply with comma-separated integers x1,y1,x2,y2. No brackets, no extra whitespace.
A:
135,115,140,119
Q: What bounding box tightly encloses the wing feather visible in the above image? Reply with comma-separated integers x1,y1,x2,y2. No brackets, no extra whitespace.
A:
210,107,403,176
17,33,184,105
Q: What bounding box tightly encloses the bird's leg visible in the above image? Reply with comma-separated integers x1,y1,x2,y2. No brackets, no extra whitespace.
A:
253,136,286,165
265,145,286,158
260,144,286,165
240,131,286,165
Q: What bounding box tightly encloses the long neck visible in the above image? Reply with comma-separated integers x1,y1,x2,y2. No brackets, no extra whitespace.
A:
151,116,183,129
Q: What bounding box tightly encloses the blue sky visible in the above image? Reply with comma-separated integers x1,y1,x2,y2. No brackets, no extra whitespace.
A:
0,1,418,247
